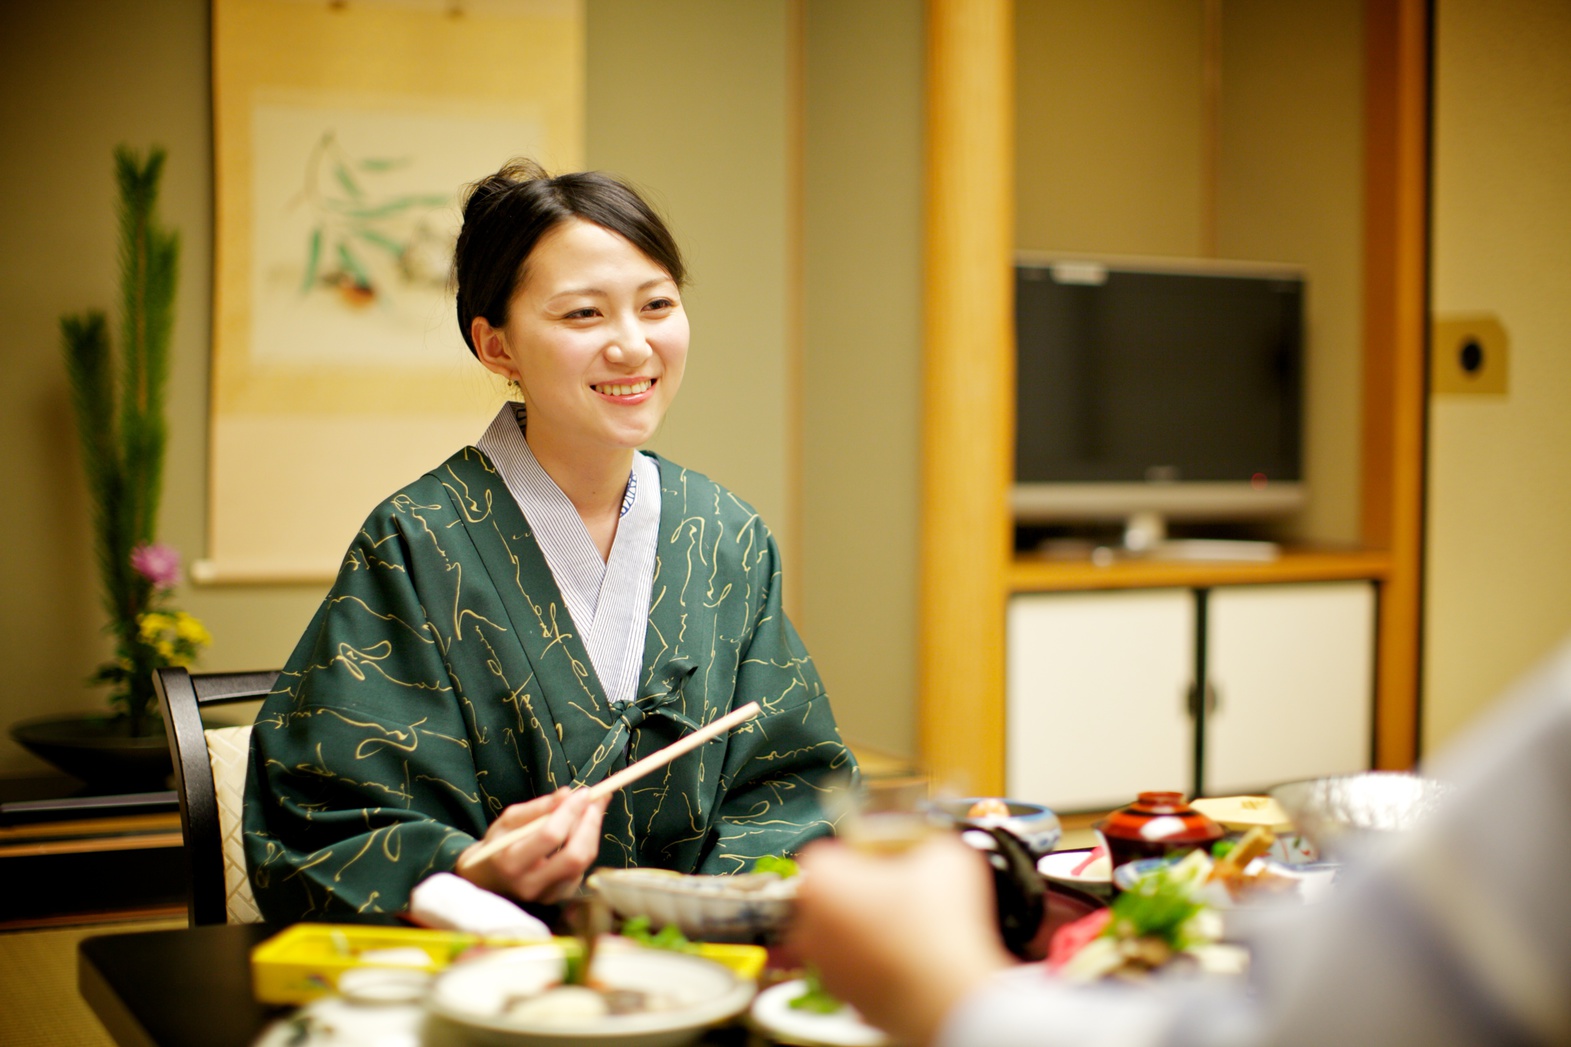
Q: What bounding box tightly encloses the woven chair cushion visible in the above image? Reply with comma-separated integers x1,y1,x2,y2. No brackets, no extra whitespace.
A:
204,724,263,924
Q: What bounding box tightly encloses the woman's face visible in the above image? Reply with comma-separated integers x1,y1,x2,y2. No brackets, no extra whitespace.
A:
473,217,688,457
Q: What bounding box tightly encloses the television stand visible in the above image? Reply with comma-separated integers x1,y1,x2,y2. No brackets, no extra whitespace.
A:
1122,511,1279,562
1145,538,1280,562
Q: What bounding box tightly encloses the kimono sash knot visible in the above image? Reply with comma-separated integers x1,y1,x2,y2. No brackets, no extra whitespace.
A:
574,660,702,788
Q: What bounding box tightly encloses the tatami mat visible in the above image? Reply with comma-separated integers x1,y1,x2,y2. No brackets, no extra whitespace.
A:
0,916,186,1046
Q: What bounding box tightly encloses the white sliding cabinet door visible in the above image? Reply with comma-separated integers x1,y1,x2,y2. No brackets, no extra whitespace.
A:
1204,582,1375,795
1006,589,1193,812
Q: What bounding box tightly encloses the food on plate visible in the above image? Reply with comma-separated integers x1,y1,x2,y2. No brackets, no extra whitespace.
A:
788,966,844,1014
502,979,680,1022
619,914,700,954
1048,850,1245,982
1205,828,1299,902
753,853,800,878
966,797,1012,820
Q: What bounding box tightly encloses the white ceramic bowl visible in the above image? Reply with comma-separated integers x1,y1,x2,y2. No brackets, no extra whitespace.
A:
586,868,797,942
424,942,754,1047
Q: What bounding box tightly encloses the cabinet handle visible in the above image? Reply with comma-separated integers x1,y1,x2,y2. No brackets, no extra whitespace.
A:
1184,683,1221,719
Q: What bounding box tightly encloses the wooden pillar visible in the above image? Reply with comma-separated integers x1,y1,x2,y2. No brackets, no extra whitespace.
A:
918,0,1015,795
1361,0,1431,770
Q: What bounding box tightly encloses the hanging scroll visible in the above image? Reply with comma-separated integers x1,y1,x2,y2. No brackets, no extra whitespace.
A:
203,0,583,582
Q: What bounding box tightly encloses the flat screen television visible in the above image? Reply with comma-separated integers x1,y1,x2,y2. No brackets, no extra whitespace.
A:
1013,254,1306,539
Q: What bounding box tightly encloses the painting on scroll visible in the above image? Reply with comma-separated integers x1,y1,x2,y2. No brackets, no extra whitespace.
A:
208,0,584,582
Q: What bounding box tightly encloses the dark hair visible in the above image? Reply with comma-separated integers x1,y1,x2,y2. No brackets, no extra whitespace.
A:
453,159,686,355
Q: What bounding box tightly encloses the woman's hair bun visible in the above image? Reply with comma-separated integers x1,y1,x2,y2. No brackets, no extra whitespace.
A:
462,158,549,215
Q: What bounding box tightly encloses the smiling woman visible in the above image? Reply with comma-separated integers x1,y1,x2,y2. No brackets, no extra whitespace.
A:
242,160,857,924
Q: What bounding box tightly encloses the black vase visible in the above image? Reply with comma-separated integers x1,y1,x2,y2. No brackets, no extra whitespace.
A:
9,712,173,792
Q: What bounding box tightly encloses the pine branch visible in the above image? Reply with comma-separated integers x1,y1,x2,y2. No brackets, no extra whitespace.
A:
61,145,183,722
113,145,179,545
60,313,132,627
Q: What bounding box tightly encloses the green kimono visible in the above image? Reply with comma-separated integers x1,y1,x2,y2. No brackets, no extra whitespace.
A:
243,448,855,922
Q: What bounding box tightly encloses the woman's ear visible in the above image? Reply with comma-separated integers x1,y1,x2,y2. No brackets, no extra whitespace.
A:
471,316,518,381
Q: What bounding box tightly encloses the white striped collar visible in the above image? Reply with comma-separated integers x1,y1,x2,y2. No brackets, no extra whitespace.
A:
475,402,660,706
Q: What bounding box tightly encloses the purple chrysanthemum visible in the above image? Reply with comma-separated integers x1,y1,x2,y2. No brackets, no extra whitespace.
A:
130,542,182,589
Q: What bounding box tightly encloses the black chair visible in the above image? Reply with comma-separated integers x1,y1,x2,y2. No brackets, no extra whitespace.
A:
154,666,279,926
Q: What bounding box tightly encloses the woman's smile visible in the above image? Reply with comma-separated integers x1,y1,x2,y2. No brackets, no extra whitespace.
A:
592,377,656,400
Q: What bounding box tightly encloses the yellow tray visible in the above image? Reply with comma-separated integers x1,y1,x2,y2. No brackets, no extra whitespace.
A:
250,924,768,1005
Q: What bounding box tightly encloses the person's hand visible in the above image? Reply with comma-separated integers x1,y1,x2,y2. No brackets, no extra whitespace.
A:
455,787,609,905
791,835,1015,1046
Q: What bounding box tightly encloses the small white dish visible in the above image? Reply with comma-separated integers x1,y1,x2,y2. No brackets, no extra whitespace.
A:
255,993,424,1047
1112,856,1339,908
1038,847,1112,887
748,980,889,1047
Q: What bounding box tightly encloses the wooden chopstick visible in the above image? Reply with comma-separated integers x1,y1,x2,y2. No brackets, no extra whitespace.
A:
461,701,761,867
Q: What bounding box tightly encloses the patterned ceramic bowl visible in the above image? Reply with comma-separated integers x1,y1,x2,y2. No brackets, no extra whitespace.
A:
586,868,797,943
935,798,1063,859
1271,772,1453,861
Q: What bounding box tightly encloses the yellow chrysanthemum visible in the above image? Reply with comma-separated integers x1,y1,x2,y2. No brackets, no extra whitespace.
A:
173,612,212,648
138,612,173,641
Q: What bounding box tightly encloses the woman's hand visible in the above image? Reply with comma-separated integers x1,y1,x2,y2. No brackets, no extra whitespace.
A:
456,787,610,905
791,835,1015,1046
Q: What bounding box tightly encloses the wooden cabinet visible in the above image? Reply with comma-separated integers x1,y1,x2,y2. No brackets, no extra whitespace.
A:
1007,588,1192,811
1204,583,1374,794
1006,581,1374,812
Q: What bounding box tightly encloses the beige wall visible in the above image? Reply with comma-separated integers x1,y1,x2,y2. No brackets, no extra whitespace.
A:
1014,0,1365,546
588,1,793,545
1425,0,1571,752
1217,0,1364,545
0,0,804,775
1016,0,1206,257
800,0,925,757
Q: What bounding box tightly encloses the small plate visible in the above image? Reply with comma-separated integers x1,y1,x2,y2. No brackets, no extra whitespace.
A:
1111,856,1339,907
427,941,754,1047
1038,847,1111,888
749,980,889,1047
254,994,424,1047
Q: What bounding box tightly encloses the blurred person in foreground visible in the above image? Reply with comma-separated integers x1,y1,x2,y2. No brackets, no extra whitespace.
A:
794,641,1571,1047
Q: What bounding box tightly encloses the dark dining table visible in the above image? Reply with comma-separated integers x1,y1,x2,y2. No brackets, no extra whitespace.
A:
79,923,280,1047
76,922,759,1047
78,885,1104,1047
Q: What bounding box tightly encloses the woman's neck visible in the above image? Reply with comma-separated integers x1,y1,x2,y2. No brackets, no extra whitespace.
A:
523,423,632,562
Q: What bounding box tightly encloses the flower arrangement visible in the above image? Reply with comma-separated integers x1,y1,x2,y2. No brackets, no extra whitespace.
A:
62,146,209,737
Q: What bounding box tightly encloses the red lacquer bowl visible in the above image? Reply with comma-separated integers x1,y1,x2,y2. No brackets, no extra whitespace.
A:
1097,791,1226,873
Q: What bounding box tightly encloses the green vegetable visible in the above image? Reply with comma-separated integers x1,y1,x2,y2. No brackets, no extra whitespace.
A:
1102,864,1206,951
754,854,800,878
561,940,587,985
788,966,842,1014
1211,839,1236,860
620,915,699,954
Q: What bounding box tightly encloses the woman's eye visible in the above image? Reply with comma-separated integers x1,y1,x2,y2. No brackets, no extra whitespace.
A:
563,307,599,320
644,298,676,312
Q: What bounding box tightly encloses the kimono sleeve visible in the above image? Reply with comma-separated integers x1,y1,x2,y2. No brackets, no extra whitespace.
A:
698,529,858,873
243,498,486,921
